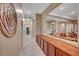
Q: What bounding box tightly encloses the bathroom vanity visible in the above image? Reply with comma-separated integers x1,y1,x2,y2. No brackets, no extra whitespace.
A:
36,34,79,56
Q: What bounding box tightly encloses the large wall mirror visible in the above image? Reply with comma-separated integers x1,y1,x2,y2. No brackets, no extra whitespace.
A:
43,3,78,43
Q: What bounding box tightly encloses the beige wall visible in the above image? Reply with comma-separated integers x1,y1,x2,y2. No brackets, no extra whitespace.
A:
77,4,79,45
32,16,36,38
0,4,22,56
42,16,75,34
77,4,79,35
36,14,42,35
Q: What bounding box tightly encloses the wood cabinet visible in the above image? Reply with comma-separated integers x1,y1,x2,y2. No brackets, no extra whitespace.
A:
36,35,79,56
36,35,40,46
40,38,44,50
56,48,69,56
36,35,38,44
43,40,48,55
47,43,56,56
38,37,41,46
36,35,68,56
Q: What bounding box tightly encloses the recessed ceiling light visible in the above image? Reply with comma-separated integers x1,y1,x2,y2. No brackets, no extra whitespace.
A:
27,11,31,15
71,11,75,14
60,7,64,10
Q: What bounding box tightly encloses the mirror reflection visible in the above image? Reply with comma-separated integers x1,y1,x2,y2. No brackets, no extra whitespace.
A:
43,3,78,42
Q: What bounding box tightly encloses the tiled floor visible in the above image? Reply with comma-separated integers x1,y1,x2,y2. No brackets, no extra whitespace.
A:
19,36,45,56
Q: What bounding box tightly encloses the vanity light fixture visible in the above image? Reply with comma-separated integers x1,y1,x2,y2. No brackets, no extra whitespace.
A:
71,11,75,15
60,7,64,10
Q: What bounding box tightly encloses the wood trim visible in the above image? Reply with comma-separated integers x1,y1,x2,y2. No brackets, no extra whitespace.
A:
41,3,62,17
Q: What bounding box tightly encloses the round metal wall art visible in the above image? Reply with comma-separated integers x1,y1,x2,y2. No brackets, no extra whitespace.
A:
0,3,17,38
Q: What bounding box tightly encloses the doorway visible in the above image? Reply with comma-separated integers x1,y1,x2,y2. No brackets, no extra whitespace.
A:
23,20,32,47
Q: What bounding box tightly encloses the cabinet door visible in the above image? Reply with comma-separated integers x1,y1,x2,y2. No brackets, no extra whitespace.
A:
43,40,48,55
47,43,55,56
36,36,40,46
56,48,69,56
38,37,41,46
40,39,44,50
36,35,38,44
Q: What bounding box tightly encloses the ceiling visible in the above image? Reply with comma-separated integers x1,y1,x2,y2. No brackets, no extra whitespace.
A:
44,15,69,22
22,3,50,18
49,3,77,20
21,3,77,21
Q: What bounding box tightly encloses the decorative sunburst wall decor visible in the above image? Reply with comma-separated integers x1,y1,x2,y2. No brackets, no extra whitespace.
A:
0,3,17,38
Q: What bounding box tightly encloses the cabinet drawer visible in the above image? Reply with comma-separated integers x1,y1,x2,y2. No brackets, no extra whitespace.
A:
43,40,48,55
56,48,69,56
47,43,55,56
40,39,44,50
38,37,41,46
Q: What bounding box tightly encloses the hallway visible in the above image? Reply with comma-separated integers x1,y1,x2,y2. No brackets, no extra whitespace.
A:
19,36,45,56
0,3,79,56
